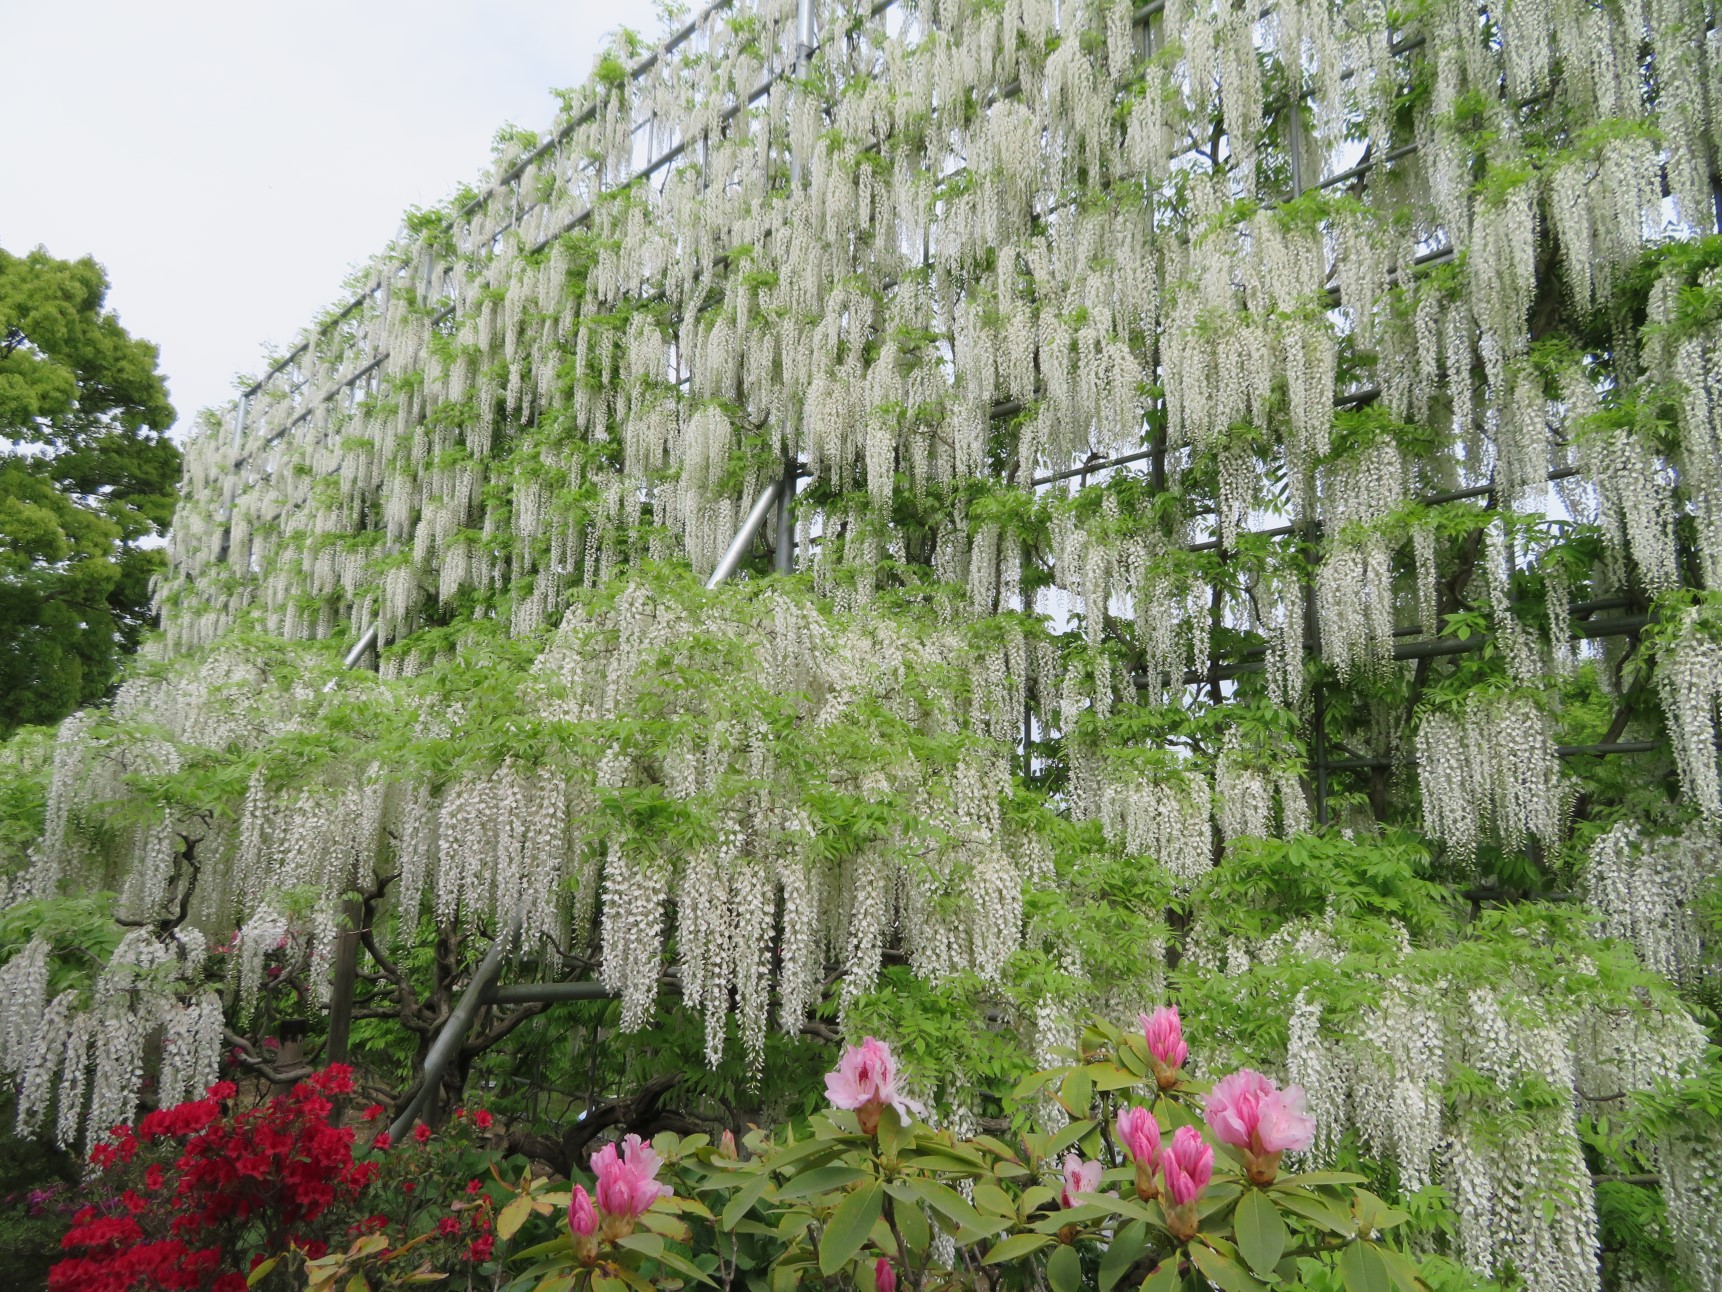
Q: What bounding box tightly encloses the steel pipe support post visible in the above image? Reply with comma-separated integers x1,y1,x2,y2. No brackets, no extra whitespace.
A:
706,480,782,588
387,925,515,1143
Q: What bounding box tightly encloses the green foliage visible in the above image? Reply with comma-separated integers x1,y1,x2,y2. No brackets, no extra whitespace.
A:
0,892,123,999
0,245,178,733
507,1026,1465,1292
0,1095,78,1287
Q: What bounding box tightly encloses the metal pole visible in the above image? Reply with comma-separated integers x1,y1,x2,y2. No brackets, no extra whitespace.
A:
771,0,814,577
324,621,382,1067
707,481,782,588
774,454,797,574
340,623,380,670
484,980,617,1005
1147,615,1653,687
1322,742,1663,773
387,927,513,1142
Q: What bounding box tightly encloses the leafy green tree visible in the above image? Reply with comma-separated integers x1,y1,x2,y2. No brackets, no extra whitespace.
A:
0,245,178,732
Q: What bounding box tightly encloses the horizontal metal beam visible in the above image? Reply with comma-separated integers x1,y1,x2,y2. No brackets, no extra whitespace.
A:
1151,615,1651,688
484,981,617,1005
1324,740,1663,772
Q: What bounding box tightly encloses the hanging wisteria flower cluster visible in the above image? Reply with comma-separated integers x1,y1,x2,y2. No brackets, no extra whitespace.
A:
14,579,1045,1078
0,928,221,1154
1278,957,1708,1292
146,0,1720,730
1415,693,1569,860
1584,820,1719,987
5,0,1722,1285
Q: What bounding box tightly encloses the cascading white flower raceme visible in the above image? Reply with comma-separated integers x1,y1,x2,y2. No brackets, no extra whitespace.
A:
3,2,1721,1287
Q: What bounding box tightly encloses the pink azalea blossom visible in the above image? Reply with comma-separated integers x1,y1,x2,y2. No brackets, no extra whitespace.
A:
1116,1106,1161,1166
568,1184,598,1237
824,1037,926,1134
1160,1125,1213,1208
875,1256,897,1292
592,1133,673,1224
1059,1153,1104,1208
1139,1006,1189,1075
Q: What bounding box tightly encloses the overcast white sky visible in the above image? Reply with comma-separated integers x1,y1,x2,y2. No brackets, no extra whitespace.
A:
1,0,656,435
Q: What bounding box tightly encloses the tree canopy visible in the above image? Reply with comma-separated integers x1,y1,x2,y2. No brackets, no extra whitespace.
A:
0,245,179,732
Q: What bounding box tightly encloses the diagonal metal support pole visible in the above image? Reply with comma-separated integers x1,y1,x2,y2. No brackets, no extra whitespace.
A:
707,480,783,588
387,925,514,1142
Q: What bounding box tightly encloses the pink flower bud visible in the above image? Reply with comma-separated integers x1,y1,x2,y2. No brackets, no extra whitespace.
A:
719,1129,738,1159
1139,1007,1188,1087
568,1185,597,1237
874,1256,897,1292
1118,1104,1163,1202
1161,1125,1213,1207
1116,1105,1161,1166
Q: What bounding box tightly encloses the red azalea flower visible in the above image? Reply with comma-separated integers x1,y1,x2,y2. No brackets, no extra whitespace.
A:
466,1235,494,1262
473,1109,494,1130
371,1132,392,1151
466,1178,482,1195
412,1123,431,1145
438,1216,460,1237
361,1104,384,1121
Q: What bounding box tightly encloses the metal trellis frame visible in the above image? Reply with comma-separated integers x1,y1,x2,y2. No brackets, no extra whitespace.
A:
288,0,1711,1133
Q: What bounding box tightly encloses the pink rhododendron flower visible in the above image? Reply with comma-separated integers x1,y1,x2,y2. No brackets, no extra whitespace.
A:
1161,1125,1213,1206
1161,1125,1213,1241
1140,1006,1189,1088
824,1037,925,1134
1206,1069,1276,1149
1116,1105,1162,1201
591,1134,673,1237
1205,1068,1315,1184
1257,1086,1316,1154
1059,1153,1103,1208
875,1256,897,1292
